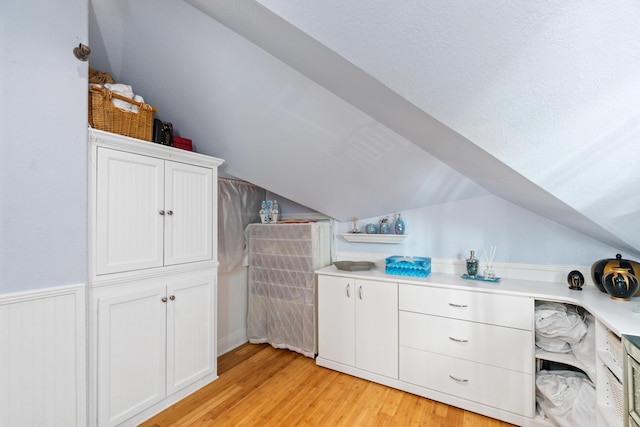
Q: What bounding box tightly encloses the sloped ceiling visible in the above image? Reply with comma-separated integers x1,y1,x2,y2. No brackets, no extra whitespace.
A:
89,0,640,256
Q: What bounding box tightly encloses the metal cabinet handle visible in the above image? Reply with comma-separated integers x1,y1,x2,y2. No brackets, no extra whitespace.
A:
346,284,351,298
161,297,168,303
169,295,175,301
449,375,469,383
448,303,468,308
358,285,363,300
159,210,165,216
167,210,173,216
449,336,469,343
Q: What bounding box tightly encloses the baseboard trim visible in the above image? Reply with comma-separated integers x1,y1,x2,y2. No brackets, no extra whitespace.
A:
218,330,248,356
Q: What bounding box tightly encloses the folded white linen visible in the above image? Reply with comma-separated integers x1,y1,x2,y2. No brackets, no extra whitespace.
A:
104,83,144,113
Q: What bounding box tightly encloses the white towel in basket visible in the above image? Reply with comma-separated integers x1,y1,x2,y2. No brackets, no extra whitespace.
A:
104,83,144,113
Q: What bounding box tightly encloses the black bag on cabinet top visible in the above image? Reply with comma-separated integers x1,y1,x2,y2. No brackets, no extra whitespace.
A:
153,119,173,146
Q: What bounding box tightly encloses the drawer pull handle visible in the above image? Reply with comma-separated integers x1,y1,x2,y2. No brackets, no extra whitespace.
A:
346,284,351,298
449,336,469,343
449,375,469,383
358,285,363,300
448,303,468,308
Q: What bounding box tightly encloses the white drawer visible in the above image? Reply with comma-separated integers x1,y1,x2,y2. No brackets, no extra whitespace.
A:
399,311,533,374
399,346,534,417
399,284,533,330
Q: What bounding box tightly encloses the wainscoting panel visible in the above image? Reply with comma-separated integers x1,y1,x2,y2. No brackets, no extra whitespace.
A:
0,284,86,427
217,267,248,355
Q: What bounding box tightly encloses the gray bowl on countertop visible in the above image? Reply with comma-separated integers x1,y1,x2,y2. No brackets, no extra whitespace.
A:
333,261,375,271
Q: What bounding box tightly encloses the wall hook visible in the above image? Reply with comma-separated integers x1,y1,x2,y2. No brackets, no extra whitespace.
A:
73,43,91,61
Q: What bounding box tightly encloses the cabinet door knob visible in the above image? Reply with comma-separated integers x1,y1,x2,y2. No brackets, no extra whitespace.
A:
161,297,168,303
346,284,351,298
448,303,468,308
169,295,175,301
449,375,469,383
449,336,469,343
159,210,165,216
167,210,173,216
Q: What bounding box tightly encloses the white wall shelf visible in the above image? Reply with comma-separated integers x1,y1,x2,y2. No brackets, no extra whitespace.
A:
341,233,407,244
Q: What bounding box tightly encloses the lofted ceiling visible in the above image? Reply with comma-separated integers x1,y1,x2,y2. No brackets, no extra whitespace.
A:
89,0,640,256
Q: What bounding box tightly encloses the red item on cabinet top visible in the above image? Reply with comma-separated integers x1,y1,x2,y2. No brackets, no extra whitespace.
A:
172,136,192,151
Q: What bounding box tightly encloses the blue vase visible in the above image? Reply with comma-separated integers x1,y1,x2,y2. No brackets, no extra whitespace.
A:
365,223,377,234
394,214,405,235
379,218,391,234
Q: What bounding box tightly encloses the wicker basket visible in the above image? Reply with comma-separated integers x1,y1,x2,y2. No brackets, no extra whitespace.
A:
607,331,624,369
605,366,624,419
88,86,157,141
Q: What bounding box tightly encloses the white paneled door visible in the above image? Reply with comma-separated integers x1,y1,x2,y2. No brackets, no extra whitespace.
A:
164,162,213,266
317,275,356,367
166,276,215,395
354,279,398,379
96,148,165,275
97,286,167,426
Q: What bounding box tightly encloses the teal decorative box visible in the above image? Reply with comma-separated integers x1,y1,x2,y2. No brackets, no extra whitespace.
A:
385,256,431,278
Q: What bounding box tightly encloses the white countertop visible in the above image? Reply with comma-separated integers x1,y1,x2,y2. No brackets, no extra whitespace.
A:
316,265,640,337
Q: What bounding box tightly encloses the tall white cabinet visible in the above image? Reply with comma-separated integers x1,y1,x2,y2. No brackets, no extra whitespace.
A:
87,129,223,427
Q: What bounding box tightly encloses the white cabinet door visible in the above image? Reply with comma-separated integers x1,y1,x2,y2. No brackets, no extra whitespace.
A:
164,162,213,266
96,148,165,275
318,275,398,379
318,275,355,366
166,276,215,395
355,279,398,379
97,286,167,427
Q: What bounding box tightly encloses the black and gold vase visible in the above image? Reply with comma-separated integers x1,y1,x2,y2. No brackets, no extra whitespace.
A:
567,270,584,290
602,267,639,301
591,253,640,296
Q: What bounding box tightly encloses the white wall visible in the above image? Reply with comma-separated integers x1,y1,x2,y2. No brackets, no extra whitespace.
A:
87,0,639,270
87,0,639,256
0,0,88,294
0,5,89,425
252,0,640,254
336,195,627,269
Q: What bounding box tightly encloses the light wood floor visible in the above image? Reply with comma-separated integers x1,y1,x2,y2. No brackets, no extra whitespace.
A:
141,343,516,427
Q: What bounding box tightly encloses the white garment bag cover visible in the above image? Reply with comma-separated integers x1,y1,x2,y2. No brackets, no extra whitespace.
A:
536,370,596,427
